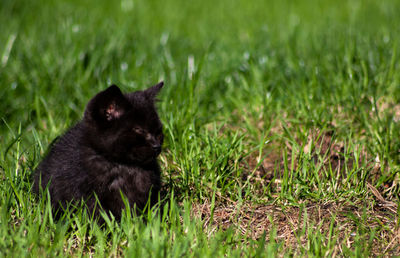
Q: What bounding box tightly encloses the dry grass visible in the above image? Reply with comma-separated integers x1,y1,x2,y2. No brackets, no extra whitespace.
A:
227,117,400,255
192,195,399,256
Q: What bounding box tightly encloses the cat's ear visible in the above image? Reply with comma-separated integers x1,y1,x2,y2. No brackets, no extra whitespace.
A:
84,85,130,126
144,81,164,99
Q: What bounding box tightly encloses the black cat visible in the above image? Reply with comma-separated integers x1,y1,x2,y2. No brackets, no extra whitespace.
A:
33,82,164,220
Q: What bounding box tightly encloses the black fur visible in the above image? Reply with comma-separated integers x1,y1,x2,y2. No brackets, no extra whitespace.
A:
33,82,164,220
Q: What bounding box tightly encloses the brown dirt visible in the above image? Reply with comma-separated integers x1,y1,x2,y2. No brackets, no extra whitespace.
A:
242,121,387,194
372,96,400,122
192,195,399,256
194,106,400,255
233,119,399,255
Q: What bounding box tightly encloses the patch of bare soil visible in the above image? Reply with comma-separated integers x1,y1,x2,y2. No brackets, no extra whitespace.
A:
235,122,399,255
284,126,351,170
242,122,389,194
372,96,400,122
192,195,399,256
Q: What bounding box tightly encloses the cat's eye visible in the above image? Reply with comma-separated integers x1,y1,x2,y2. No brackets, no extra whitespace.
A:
132,127,144,134
155,127,163,135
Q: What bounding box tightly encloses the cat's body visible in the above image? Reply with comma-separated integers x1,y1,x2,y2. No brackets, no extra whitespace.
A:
34,82,164,220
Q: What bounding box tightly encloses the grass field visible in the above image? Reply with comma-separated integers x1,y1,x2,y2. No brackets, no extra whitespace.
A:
1,0,400,256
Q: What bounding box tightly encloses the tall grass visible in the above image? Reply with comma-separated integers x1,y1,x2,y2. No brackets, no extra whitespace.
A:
1,0,399,256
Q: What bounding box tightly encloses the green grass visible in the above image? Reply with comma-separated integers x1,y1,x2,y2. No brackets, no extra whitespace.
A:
1,0,400,256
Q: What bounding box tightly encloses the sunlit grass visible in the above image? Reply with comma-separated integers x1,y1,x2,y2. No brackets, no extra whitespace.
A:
1,0,399,256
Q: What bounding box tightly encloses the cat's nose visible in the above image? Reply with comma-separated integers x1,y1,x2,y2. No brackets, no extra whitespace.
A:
152,145,161,154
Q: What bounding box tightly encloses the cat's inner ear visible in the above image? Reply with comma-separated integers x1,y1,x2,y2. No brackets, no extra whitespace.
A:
144,81,164,99
85,85,130,125
105,101,124,121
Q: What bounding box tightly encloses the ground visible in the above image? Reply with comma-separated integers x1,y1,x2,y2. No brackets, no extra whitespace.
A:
0,0,399,256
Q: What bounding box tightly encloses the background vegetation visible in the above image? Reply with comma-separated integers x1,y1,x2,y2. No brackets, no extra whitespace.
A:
1,0,399,256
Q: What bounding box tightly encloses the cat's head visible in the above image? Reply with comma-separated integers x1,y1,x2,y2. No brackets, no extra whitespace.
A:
83,82,164,165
